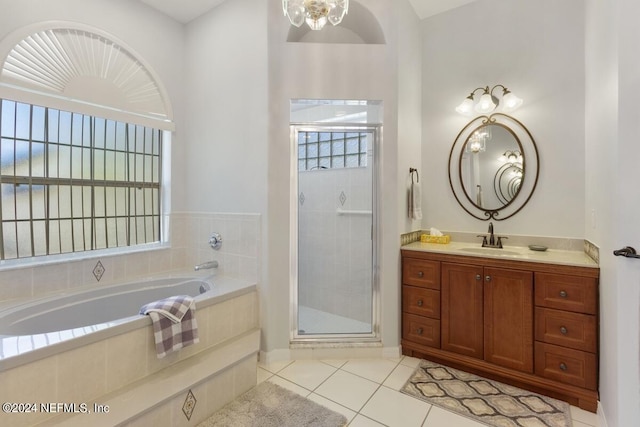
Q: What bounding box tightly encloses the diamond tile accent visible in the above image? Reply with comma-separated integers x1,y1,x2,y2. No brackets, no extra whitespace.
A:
299,192,305,206
339,191,347,206
92,261,105,282
182,389,197,421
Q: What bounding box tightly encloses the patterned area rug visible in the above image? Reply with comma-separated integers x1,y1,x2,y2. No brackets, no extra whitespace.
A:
197,381,348,427
401,360,572,427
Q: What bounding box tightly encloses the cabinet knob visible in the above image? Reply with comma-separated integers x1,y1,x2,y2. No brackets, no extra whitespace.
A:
485,275,491,282
559,290,568,298
417,327,423,335
559,363,568,371
417,299,423,307
417,271,424,278
476,274,482,281
560,326,568,335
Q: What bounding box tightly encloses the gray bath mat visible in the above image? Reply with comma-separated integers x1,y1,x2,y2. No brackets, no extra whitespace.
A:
401,360,572,427
197,381,348,427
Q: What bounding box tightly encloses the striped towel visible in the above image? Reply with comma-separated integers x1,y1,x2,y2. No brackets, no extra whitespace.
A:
140,295,199,358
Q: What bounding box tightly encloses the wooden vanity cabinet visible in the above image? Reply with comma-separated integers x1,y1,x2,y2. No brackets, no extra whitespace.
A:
401,249,600,412
441,262,533,372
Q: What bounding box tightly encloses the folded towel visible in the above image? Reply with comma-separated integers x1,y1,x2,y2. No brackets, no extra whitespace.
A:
409,181,423,220
140,295,199,358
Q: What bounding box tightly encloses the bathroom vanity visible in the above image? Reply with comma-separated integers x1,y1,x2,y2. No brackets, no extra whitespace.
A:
401,242,599,412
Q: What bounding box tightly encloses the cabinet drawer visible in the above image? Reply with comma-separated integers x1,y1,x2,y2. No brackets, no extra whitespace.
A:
403,286,440,319
402,258,440,289
535,273,597,314
402,313,440,348
535,342,597,390
535,307,597,352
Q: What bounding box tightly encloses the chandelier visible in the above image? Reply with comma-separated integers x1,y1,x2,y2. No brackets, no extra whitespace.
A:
283,0,349,31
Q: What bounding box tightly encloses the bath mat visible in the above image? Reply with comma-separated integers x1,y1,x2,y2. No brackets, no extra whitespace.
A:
197,381,348,427
401,360,572,427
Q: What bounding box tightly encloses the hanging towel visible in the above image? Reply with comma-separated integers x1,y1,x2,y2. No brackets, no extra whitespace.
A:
409,180,423,220
140,295,199,358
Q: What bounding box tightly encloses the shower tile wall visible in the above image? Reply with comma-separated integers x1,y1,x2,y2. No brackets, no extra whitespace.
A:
0,213,261,302
298,167,372,324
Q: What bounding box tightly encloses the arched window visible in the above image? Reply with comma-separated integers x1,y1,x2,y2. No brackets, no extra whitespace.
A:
0,24,172,261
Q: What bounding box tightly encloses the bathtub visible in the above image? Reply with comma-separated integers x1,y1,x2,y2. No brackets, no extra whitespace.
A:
0,275,213,364
0,273,259,426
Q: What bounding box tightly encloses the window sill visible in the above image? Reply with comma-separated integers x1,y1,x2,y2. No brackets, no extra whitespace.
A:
0,243,172,272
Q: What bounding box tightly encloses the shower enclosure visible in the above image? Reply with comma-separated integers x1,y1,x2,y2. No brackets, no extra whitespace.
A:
290,100,380,342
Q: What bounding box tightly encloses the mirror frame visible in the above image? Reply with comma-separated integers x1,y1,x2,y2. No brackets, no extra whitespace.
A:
448,113,539,221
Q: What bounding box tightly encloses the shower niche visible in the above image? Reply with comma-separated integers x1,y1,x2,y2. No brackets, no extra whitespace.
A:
290,99,381,342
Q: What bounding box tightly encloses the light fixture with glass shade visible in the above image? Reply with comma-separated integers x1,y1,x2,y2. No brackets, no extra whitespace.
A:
455,84,523,115
283,0,349,31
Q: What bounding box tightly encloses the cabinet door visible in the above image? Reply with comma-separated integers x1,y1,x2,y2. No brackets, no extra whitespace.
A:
441,262,484,358
484,267,534,373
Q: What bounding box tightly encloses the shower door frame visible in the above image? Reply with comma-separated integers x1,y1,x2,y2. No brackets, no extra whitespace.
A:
289,123,381,344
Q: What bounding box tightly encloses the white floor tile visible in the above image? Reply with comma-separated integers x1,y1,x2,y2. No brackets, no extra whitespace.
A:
307,392,358,424
400,356,421,369
256,366,272,383
314,370,380,412
277,359,338,390
258,359,294,374
348,414,387,426
422,405,487,427
267,376,311,397
383,363,416,390
321,359,349,369
360,386,430,427
341,358,399,383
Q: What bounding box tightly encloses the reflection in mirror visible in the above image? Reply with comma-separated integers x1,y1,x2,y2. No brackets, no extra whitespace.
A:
460,124,523,210
448,113,539,221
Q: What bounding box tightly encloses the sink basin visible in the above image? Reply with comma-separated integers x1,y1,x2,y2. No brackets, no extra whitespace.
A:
459,247,523,257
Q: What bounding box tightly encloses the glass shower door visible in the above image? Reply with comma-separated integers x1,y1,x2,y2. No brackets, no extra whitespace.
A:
294,125,377,339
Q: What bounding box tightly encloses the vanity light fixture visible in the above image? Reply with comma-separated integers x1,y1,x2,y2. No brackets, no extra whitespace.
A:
456,85,523,115
283,0,349,31
466,128,491,153
501,150,523,164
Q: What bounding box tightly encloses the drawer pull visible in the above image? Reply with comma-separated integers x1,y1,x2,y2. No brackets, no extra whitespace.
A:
417,327,423,335
417,271,424,278
476,274,482,281
417,299,423,307
559,363,568,371
560,326,568,335
559,290,568,298
485,275,491,282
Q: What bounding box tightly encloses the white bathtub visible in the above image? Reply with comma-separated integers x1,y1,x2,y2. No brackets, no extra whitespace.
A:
0,273,254,370
0,276,212,337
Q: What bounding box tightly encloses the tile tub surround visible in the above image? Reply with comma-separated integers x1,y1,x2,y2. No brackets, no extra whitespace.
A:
0,279,259,427
0,212,261,303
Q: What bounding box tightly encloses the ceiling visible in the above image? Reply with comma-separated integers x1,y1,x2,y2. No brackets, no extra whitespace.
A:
138,0,477,24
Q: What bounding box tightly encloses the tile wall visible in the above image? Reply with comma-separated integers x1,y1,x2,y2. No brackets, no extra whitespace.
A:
0,212,261,303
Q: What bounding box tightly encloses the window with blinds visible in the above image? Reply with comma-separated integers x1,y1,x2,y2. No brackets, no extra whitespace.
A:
0,99,162,260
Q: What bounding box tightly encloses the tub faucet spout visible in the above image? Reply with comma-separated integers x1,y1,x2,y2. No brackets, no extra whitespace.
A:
194,260,218,271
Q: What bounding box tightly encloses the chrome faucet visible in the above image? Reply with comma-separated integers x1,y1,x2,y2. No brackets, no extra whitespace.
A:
477,222,507,249
194,260,218,271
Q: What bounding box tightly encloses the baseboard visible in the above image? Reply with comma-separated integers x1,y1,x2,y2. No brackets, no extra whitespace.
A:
260,345,401,362
598,401,609,427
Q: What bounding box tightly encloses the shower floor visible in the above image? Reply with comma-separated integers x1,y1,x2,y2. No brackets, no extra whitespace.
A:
298,305,371,335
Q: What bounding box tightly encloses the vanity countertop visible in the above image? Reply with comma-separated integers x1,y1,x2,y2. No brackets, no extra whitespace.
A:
402,241,599,268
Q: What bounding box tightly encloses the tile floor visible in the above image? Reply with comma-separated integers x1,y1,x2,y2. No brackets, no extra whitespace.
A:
257,356,599,427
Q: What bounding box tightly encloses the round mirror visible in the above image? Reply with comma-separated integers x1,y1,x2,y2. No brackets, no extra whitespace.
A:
448,114,539,221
